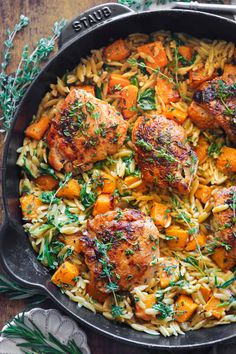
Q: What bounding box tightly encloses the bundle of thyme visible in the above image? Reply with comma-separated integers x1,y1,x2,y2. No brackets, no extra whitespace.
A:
0,15,66,133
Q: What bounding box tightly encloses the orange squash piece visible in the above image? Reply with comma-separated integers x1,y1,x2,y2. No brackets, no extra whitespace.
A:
135,293,156,321
216,146,236,174
211,247,236,271
175,294,198,323
200,286,212,302
25,115,50,141
156,77,180,104
150,202,171,228
165,105,188,124
51,261,80,286
166,226,189,250
104,39,130,61
119,85,138,119
59,234,81,254
195,185,212,204
97,172,116,194
20,194,43,221
159,257,179,288
137,41,168,72
194,136,209,164
35,175,58,191
56,179,81,199
186,233,207,251
178,46,193,61
93,194,113,216
108,74,130,93
205,296,226,319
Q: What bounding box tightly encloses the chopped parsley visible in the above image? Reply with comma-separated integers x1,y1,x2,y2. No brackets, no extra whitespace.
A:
208,141,223,157
138,88,156,110
80,184,96,208
37,239,66,270
136,139,153,151
86,101,95,112
39,191,60,205
214,80,236,117
153,302,173,320
65,207,79,223
111,304,124,318
125,249,134,256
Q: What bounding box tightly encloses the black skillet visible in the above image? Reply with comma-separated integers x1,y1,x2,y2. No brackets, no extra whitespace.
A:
1,2,236,350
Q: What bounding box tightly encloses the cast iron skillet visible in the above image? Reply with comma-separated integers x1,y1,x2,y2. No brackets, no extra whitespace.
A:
1,3,236,349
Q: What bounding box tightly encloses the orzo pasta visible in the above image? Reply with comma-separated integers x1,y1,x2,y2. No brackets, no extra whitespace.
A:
17,31,236,336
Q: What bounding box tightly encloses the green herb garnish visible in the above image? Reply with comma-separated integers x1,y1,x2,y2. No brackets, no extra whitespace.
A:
111,304,124,318
39,191,60,204
184,256,205,275
153,302,173,320
80,184,96,208
138,88,156,110
217,274,236,289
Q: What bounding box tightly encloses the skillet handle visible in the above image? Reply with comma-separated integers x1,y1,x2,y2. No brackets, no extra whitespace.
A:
0,220,50,291
58,2,134,48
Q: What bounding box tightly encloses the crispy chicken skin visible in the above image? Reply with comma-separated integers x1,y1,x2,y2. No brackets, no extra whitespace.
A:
188,64,236,143
212,186,236,259
132,115,198,195
80,209,160,293
47,89,128,171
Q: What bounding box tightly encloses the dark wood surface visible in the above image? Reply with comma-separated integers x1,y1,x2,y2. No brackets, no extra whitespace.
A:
0,1,235,354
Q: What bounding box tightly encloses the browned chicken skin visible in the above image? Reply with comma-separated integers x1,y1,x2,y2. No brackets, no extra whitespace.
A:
47,89,128,171
80,209,160,293
132,115,198,195
212,186,236,259
188,64,236,143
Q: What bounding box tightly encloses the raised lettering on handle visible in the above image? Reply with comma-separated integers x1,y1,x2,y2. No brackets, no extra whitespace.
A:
72,6,112,32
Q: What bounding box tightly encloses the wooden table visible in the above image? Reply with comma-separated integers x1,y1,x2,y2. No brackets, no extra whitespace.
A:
0,1,235,354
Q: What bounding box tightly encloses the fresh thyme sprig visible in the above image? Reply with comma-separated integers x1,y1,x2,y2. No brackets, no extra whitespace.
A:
0,16,67,133
0,274,47,305
128,57,175,84
1,15,29,72
1,313,83,354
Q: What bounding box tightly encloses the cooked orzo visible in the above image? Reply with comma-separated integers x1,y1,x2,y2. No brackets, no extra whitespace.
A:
17,31,236,336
